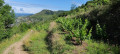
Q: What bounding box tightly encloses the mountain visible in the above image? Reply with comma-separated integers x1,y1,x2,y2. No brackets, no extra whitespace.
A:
15,13,33,17
15,10,66,23
28,9,67,22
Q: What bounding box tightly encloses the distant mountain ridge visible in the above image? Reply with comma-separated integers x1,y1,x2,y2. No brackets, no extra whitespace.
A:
29,9,67,22
16,9,66,23
15,13,33,17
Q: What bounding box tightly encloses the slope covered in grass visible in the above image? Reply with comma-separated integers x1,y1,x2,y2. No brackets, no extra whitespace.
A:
0,30,29,53
1,0,120,54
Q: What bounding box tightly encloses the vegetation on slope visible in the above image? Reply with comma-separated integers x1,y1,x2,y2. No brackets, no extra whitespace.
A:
0,0,15,41
54,0,120,53
0,0,120,54
23,30,50,54
57,0,120,45
23,22,74,54
0,30,28,53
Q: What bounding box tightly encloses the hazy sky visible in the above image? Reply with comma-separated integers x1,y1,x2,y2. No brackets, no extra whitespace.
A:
5,0,90,14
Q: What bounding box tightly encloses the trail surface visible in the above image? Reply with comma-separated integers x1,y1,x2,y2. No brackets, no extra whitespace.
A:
3,30,33,54
49,21,56,31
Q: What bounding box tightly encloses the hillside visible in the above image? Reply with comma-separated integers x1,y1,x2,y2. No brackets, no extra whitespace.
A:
29,9,67,22
15,13,33,18
64,0,120,45
16,9,66,23
0,0,120,54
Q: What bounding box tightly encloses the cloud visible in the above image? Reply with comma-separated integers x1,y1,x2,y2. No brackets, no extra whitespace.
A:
12,6,43,14
4,0,58,14
5,1,45,8
20,8,24,12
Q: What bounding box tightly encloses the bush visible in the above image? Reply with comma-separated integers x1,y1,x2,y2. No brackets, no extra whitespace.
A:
19,23,31,32
12,23,32,34
56,17,92,45
32,22,49,31
86,40,120,54
96,22,107,40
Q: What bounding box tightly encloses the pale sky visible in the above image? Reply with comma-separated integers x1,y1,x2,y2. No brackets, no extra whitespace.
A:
5,0,89,14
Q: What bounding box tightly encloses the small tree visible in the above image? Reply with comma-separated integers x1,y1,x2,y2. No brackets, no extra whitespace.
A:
73,19,92,45
96,22,107,40
0,0,15,40
56,18,92,45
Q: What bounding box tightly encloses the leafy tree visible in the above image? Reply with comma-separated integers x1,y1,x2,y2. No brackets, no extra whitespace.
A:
0,0,15,40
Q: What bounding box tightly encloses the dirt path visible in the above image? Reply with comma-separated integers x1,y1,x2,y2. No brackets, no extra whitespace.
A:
3,21,56,54
3,30,33,54
49,21,56,31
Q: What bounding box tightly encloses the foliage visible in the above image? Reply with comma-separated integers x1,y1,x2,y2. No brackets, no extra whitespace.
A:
56,17,92,44
0,0,119,54
0,0,15,40
0,30,27,53
23,22,50,54
11,23,32,35
19,23,32,32
32,22,49,31
63,0,120,45
96,22,107,40
86,40,120,54
23,30,50,54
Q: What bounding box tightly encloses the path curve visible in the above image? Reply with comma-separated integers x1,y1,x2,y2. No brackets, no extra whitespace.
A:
3,30,33,54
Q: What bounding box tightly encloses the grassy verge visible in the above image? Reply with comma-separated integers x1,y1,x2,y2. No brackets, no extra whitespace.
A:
23,22,74,54
46,23,74,54
0,30,29,54
86,40,120,54
23,30,50,54
48,30,74,54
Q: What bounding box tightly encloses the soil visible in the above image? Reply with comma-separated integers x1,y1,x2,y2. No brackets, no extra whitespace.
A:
72,41,88,54
49,21,56,31
3,30,33,54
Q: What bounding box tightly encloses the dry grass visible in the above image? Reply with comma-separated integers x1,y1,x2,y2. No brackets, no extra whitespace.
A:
0,30,30,54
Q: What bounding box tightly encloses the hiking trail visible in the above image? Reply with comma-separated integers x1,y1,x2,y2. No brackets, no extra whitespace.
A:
3,30,33,54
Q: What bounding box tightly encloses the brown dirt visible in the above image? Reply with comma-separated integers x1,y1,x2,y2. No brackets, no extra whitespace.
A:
72,41,88,54
3,22,57,54
49,21,56,31
48,21,58,44
3,30,33,54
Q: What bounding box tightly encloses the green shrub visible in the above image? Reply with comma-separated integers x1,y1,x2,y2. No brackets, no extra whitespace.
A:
12,23,32,33
33,22,49,31
86,40,120,54
96,22,107,40
19,23,31,32
56,18,92,45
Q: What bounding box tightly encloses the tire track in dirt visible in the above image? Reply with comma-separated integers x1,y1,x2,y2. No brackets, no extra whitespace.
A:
3,30,33,54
